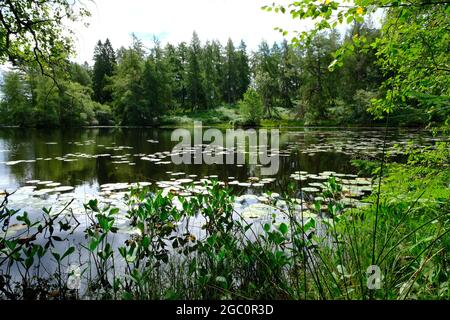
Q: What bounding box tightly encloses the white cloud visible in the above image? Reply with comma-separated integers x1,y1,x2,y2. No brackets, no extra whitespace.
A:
72,0,313,64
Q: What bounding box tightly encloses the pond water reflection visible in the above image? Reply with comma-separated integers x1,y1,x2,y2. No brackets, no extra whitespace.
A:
0,127,437,214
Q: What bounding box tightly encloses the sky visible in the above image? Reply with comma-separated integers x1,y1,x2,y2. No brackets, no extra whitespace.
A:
72,0,313,64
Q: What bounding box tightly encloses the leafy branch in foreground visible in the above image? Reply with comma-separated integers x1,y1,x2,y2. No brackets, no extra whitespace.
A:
264,0,450,123
0,0,91,73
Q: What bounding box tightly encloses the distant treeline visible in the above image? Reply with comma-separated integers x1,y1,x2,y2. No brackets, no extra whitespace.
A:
0,24,436,127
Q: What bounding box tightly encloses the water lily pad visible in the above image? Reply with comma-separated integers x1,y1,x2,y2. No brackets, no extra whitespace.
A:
157,181,180,188
5,160,25,166
302,187,320,193
176,179,194,184
46,182,61,187
320,171,336,176
307,175,329,181
53,186,75,192
355,178,372,185
26,180,40,184
309,182,325,188
37,181,53,185
242,203,274,219
237,182,251,187
297,210,316,219
262,192,280,199
129,182,152,188
33,188,54,196
290,173,308,181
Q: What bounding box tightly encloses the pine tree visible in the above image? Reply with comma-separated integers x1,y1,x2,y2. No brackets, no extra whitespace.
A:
278,40,300,109
92,39,116,104
141,43,173,119
186,32,206,111
110,36,145,124
223,38,239,104
236,40,251,101
302,32,339,118
211,40,225,102
202,40,222,109
253,40,281,117
176,42,189,109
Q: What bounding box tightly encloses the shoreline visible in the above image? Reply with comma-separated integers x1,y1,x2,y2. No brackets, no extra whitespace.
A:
0,122,430,130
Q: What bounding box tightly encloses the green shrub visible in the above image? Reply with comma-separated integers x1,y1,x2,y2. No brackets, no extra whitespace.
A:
239,88,264,126
93,102,115,126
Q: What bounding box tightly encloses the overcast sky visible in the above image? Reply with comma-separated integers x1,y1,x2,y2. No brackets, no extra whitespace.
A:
72,0,313,64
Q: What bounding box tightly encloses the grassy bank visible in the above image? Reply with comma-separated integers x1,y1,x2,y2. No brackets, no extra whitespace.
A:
159,105,311,128
158,105,428,129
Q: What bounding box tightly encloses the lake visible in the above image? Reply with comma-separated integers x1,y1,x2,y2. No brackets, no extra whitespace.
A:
0,126,441,289
0,126,438,217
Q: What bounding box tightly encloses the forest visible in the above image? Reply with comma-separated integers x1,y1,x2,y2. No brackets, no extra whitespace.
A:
0,0,449,302
2,22,441,128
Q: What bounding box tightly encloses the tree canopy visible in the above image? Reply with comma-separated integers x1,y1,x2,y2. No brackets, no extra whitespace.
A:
264,0,450,125
1,1,448,128
0,0,90,73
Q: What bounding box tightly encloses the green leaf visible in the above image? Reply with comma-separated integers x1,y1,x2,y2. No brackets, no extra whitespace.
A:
89,239,99,251
328,59,338,71
61,246,75,260
25,257,34,269
279,223,288,235
122,291,133,300
51,251,61,262
215,276,228,289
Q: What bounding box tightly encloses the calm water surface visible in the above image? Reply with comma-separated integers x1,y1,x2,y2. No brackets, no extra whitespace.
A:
0,127,440,283
0,127,436,213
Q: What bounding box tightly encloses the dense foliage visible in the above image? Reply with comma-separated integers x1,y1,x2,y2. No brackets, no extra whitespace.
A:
1,27,386,127
0,0,89,71
265,0,450,127
0,62,113,126
1,1,449,128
